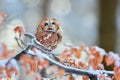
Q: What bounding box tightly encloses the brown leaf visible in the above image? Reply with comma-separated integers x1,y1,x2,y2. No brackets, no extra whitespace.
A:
114,66,120,80
68,75,75,80
58,68,65,77
14,26,25,37
105,55,115,66
0,43,14,59
0,12,7,25
82,76,89,80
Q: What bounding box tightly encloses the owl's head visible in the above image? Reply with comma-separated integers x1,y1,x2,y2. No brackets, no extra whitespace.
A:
37,18,61,32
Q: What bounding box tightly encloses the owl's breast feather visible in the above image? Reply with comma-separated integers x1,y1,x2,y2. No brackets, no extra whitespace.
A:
35,31,59,51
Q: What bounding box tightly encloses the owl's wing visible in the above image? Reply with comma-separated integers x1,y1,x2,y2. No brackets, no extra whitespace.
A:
57,28,62,44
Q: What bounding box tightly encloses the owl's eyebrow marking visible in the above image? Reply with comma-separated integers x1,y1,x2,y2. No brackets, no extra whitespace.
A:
44,18,48,21
52,18,56,20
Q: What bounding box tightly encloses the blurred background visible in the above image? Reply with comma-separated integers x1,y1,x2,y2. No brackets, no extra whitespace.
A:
0,0,120,53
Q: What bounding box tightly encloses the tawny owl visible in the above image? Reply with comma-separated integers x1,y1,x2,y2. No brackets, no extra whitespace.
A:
35,18,62,52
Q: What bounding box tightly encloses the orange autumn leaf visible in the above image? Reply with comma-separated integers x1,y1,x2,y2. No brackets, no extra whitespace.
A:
72,48,82,58
14,26,25,37
30,63,37,72
71,45,84,59
88,52,104,69
20,54,32,64
30,56,39,72
0,43,14,59
58,68,65,77
70,48,81,58
89,47,96,53
78,62,88,69
5,67,19,78
88,48,104,69
82,76,89,80
38,59,49,68
67,59,75,65
114,66,120,80
0,12,7,25
68,75,75,80
105,55,115,66
59,50,72,62
0,66,3,74
94,51,103,64
80,44,84,50
1,50,14,59
42,60,49,67
0,13,7,18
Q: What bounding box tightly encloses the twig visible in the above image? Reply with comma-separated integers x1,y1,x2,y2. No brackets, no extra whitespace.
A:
15,37,24,49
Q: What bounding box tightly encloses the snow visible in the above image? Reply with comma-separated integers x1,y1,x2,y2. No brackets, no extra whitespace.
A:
115,59,120,67
108,51,118,59
94,46,106,56
0,59,9,67
7,59,19,71
73,51,88,64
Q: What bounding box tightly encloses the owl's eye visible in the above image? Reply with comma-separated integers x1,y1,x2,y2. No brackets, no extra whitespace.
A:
44,23,48,26
52,22,55,25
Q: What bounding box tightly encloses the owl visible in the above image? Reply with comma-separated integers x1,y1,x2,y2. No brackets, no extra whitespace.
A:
35,18,62,52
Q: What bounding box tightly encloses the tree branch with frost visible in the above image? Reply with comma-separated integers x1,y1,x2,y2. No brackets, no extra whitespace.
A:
40,53,114,76
13,33,114,80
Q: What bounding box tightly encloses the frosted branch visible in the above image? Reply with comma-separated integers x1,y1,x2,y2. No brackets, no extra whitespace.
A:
13,33,115,79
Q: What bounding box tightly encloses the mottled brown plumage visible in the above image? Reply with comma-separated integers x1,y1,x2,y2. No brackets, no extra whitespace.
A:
35,18,62,51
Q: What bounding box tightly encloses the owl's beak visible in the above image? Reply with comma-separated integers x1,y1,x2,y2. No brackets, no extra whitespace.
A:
47,23,53,30
48,23,53,28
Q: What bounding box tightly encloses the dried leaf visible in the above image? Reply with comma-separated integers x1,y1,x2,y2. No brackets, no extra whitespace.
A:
38,59,49,68
114,66,120,80
82,76,89,80
105,55,115,66
58,69,65,77
68,75,75,80
0,12,7,25
14,26,25,37
72,48,81,58
0,43,14,59
59,50,72,62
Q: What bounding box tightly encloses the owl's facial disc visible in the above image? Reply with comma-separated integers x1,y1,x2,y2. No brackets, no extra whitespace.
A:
43,18,57,31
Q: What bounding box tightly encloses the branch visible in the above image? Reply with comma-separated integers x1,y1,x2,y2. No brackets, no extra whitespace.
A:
8,33,115,80
13,44,114,80
40,53,114,77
